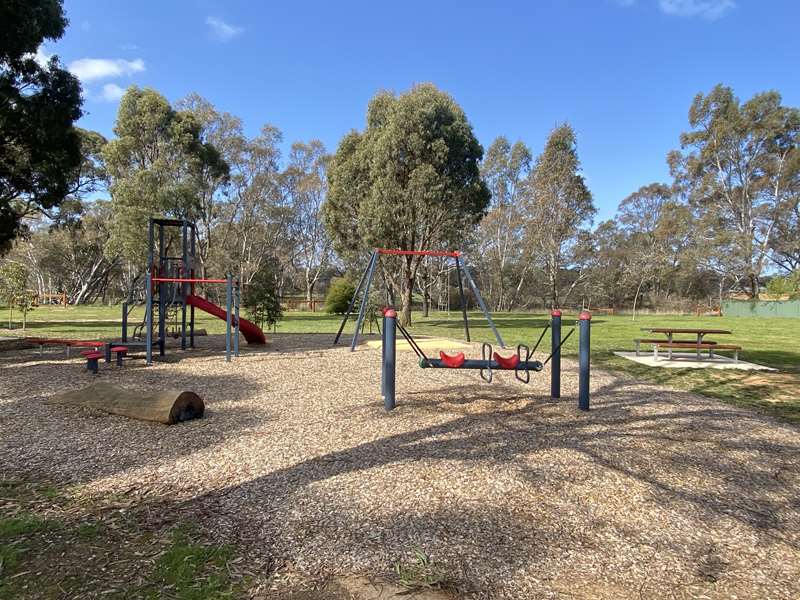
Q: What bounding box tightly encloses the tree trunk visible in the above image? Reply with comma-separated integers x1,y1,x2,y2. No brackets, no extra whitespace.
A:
632,278,645,322
400,257,414,326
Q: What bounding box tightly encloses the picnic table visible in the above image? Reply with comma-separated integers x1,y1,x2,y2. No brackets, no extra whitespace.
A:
635,327,740,362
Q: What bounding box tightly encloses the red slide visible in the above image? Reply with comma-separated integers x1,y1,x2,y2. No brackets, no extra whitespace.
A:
185,294,266,345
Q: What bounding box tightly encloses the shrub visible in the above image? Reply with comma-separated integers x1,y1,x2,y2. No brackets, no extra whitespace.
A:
243,265,282,330
325,278,356,314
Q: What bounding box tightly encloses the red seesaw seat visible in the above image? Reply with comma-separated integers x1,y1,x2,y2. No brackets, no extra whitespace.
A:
493,352,520,370
438,351,466,368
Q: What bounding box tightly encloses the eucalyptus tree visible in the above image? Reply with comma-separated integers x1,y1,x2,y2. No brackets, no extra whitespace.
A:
324,84,490,324
0,0,83,252
284,140,333,302
523,124,594,309
669,85,799,298
478,136,532,310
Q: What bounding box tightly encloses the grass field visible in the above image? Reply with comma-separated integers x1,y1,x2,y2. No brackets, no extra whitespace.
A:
2,304,799,421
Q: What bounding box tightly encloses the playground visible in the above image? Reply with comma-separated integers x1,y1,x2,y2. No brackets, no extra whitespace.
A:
1,315,800,597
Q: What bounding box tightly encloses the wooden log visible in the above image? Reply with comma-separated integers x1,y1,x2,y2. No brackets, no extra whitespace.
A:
49,382,204,425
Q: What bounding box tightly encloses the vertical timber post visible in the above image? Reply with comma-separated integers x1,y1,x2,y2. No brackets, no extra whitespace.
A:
550,309,561,398
383,308,397,411
225,273,232,362
578,311,591,411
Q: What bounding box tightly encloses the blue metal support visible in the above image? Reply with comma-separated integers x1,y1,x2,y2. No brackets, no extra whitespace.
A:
333,250,377,346
383,308,396,410
460,261,506,348
381,311,387,400
550,310,561,398
180,220,188,350
454,257,470,342
350,251,378,352
225,273,232,362
578,311,591,411
234,279,240,358
145,268,153,366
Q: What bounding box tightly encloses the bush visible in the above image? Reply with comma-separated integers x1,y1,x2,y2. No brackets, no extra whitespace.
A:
325,278,356,314
766,272,800,299
243,265,282,330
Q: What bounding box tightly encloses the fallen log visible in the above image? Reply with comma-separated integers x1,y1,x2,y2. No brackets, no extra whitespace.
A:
49,382,204,425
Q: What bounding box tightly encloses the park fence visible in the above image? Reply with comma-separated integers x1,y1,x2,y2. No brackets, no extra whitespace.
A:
722,299,800,318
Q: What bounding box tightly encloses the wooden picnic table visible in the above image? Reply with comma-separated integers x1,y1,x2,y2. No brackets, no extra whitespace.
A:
641,327,731,344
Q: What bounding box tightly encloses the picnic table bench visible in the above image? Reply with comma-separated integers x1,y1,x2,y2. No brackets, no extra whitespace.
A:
634,327,741,362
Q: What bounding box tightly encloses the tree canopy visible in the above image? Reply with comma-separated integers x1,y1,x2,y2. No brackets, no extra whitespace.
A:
324,83,490,323
0,0,83,253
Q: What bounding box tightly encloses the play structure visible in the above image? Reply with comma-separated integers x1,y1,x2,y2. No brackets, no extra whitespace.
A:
380,308,591,412
121,218,266,366
334,248,505,351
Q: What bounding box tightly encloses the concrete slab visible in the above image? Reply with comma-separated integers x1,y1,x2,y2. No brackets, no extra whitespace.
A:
365,336,472,352
614,351,776,371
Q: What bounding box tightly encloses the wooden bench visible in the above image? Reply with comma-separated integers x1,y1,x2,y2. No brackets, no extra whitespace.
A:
651,341,741,362
634,338,716,356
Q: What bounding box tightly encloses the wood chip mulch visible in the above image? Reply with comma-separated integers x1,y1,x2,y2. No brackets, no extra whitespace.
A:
1,333,799,599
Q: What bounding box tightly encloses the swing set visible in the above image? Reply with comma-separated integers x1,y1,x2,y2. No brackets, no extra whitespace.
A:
333,248,592,412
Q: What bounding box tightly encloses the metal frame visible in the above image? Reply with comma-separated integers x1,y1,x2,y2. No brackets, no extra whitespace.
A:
334,248,505,351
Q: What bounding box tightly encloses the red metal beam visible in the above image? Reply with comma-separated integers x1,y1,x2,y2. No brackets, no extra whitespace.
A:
376,249,461,258
151,277,229,284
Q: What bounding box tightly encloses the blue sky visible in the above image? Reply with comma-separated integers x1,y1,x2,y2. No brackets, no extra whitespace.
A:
43,0,800,221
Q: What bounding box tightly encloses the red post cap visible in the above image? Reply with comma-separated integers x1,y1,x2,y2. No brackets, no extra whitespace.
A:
579,310,592,320
383,308,397,318
551,309,562,317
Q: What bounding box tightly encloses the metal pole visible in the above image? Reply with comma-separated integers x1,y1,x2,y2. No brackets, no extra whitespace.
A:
381,311,387,400
350,251,378,352
455,256,470,343
181,220,188,350
121,302,128,342
190,224,196,348
550,310,561,398
234,280,240,358
158,223,165,356
333,250,377,346
383,308,396,411
145,269,153,366
461,261,506,348
578,311,591,411
226,273,232,362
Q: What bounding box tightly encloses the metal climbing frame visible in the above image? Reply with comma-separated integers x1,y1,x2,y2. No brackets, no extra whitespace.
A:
333,248,505,351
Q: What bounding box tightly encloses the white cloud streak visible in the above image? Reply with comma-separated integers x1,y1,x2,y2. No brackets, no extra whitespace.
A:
68,58,145,82
658,0,735,19
99,83,126,102
205,16,244,41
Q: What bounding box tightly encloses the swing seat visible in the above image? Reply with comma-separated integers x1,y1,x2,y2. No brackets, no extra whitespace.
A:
493,352,520,370
438,351,466,368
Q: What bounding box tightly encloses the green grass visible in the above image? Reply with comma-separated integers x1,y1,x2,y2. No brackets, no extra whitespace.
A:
0,480,243,599
3,304,799,421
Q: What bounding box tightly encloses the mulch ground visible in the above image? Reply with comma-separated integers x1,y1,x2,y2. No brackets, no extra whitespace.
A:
1,333,799,599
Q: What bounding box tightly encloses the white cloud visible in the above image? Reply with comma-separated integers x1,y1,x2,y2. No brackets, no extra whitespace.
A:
33,46,53,67
99,83,126,102
658,0,735,18
205,16,244,41
68,58,145,82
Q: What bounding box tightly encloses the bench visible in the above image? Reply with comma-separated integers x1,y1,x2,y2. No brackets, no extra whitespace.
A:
651,341,741,362
634,338,717,356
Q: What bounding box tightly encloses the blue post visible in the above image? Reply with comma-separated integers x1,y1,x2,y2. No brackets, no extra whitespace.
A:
121,302,128,342
226,273,232,362
234,280,240,358
145,269,153,366
550,309,561,398
383,308,396,411
578,311,591,411
381,311,387,400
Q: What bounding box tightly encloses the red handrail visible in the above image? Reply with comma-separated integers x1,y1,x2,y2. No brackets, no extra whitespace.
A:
151,277,229,284
377,249,461,258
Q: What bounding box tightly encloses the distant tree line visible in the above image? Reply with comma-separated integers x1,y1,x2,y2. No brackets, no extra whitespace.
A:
1,2,798,321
